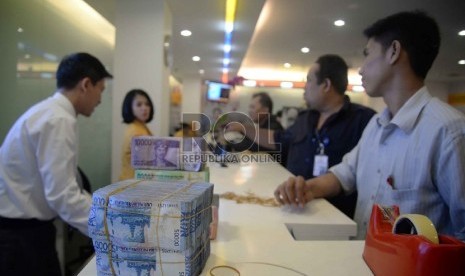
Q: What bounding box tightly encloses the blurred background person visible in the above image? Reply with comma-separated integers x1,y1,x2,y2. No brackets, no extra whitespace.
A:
119,89,154,180
275,109,284,129
281,106,300,129
229,92,283,157
174,122,197,137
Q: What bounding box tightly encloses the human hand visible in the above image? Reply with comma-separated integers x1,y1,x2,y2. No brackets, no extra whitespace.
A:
274,176,314,208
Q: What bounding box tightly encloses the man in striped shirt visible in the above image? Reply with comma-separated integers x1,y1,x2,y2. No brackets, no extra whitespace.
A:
275,11,465,241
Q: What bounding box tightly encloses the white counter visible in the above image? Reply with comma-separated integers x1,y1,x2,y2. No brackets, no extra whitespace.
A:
208,159,356,240
78,155,372,275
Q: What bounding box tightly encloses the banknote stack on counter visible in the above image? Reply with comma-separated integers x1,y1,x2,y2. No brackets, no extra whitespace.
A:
89,180,214,276
131,136,205,173
134,168,209,183
130,136,217,242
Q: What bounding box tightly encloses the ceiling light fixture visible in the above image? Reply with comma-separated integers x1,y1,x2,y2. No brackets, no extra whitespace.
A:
243,80,257,87
459,60,465,65
334,20,345,27
348,70,362,85
199,69,205,74
192,56,200,62
284,63,291,68
17,27,24,33
180,30,192,37
280,81,294,88
352,85,365,92
225,22,234,33
222,0,237,83
301,47,310,53
225,0,236,33
459,30,465,36
43,53,58,61
239,68,305,82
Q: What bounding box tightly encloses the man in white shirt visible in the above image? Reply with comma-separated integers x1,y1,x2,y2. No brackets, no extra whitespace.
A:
274,11,465,242
0,52,112,275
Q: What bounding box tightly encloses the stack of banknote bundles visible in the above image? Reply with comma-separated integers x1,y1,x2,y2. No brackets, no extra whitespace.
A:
131,136,205,172
88,180,214,276
135,167,210,182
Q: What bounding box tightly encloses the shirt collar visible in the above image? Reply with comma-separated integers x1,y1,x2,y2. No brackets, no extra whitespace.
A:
53,92,77,118
309,95,351,116
377,86,431,133
340,95,351,111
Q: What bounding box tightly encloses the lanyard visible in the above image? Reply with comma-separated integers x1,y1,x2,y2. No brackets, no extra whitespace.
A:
314,129,329,155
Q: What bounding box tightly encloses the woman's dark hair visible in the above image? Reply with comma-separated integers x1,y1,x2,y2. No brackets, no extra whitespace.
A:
122,89,154,123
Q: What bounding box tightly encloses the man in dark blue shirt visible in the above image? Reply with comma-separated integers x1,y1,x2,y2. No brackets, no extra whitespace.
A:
276,55,375,218
227,54,375,218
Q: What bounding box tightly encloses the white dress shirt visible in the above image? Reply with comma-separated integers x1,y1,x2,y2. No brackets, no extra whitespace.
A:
0,93,92,235
330,87,465,241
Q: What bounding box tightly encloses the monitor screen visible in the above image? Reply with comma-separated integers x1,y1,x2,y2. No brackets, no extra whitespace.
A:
206,81,231,103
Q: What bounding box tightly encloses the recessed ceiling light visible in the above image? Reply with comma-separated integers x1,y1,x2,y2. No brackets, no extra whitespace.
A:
243,80,257,87
301,47,310,53
40,72,54,79
334,20,345,27
459,30,465,36
223,58,230,65
43,53,58,61
199,69,205,74
284,63,291,68
180,30,192,37
280,82,294,88
459,60,465,65
225,22,234,33
192,56,200,62
352,85,365,92
17,27,23,33
223,45,231,53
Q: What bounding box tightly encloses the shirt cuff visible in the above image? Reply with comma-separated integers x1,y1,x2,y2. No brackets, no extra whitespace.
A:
329,163,355,195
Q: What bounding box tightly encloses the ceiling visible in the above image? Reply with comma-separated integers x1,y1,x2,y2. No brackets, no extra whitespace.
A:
86,0,465,85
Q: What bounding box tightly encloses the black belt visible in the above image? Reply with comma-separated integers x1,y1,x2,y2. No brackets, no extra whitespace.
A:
0,216,54,229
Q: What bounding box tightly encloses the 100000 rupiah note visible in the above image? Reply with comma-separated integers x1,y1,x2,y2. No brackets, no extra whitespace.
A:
131,137,204,172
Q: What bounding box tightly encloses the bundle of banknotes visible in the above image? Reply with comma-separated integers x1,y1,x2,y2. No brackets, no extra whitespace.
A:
93,239,211,276
134,167,210,182
88,180,213,276
131,137,205,172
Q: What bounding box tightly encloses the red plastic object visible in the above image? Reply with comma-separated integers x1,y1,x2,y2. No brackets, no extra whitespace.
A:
363,205,465,276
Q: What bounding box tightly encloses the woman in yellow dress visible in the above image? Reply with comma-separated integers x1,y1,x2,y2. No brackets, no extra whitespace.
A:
119,89,154,180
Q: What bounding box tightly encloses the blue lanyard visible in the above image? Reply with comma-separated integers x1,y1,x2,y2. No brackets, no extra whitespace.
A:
314,129,330,155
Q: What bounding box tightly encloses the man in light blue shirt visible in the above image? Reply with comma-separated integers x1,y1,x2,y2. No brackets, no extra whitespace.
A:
274,11,465,241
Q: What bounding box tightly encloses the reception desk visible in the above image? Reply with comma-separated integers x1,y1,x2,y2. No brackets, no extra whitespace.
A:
78,155,372,275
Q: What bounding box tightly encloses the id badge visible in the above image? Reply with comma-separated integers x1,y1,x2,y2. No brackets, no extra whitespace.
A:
313,154,328,176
